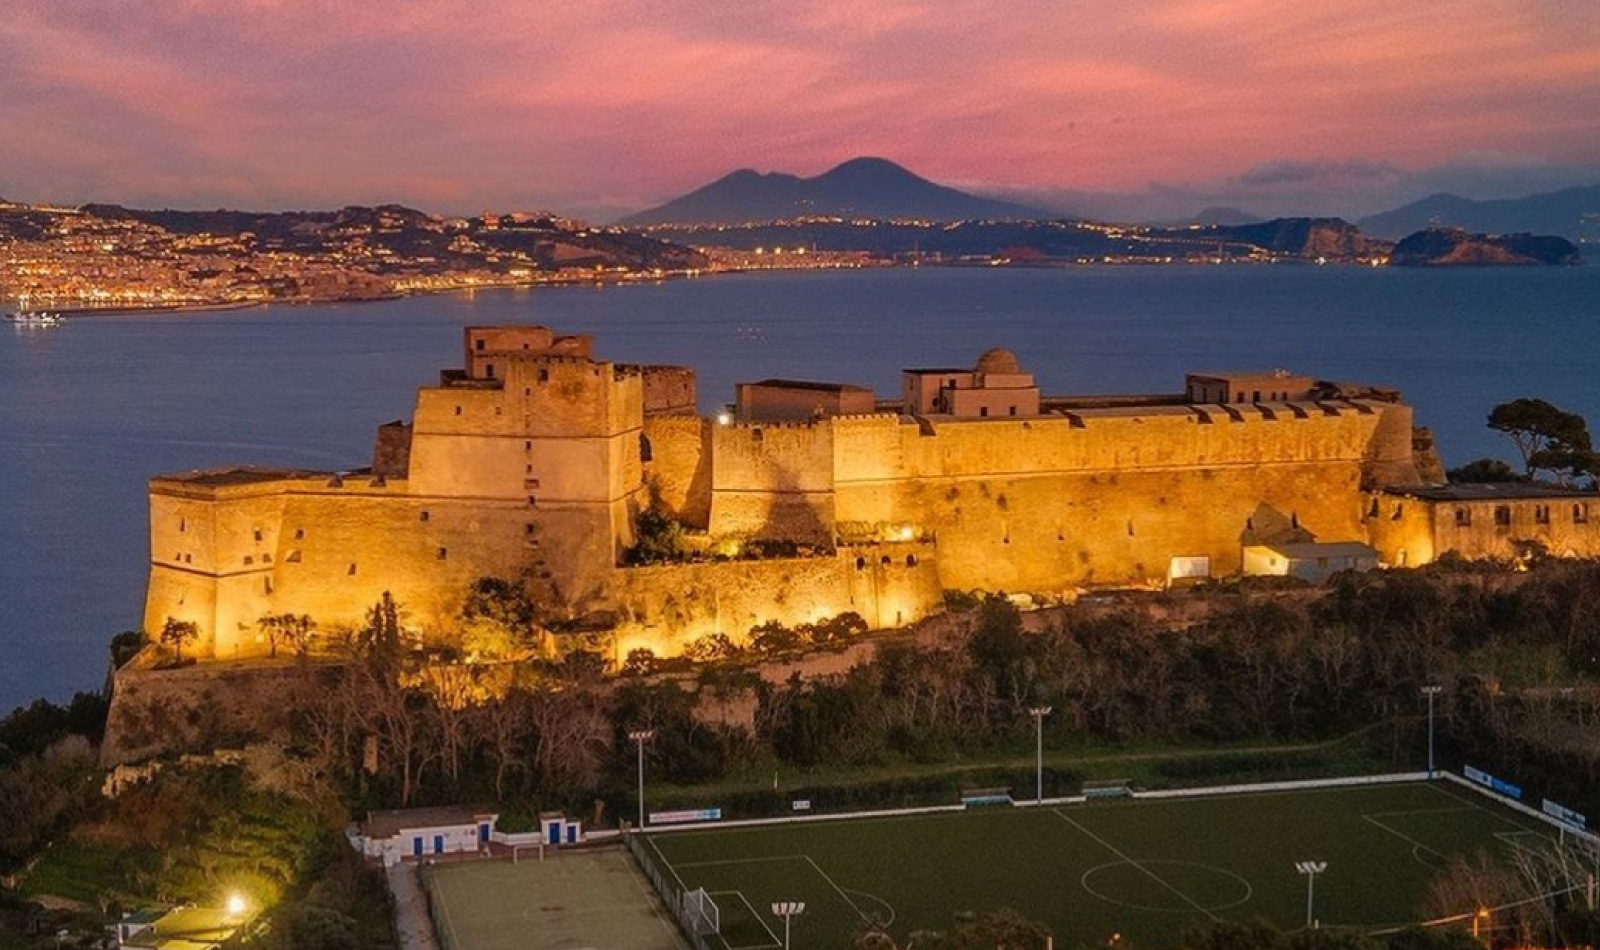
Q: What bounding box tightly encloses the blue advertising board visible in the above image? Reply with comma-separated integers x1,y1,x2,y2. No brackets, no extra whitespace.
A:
1465,765,1523,800
1542,799,1587,831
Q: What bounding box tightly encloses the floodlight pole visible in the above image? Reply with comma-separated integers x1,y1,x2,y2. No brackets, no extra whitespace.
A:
1028,706,1052,804
1295,861,1328,928
1421,685,1443,778
629,729,656,830
772,901,806,950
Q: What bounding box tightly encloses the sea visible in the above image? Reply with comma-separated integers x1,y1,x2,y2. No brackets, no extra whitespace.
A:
3,264,1598,710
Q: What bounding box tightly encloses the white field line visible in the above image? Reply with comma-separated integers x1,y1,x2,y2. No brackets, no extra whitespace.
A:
621,844,693,948
714,890,783,947
1438,772,1600,849
1357,813,1448,869
806,855,873,923
675,854,812,869
668,852,874,926
641,773,1430,838
429,868,463,950
1049,808,1220,921
648,833,692,893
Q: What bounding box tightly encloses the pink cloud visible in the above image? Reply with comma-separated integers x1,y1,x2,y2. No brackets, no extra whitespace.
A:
0,0,1595,214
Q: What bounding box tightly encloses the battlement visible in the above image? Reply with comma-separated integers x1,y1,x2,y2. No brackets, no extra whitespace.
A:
142,326,1442,672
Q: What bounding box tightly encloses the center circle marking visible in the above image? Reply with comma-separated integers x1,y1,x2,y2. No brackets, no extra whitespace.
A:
1079,860,1254,913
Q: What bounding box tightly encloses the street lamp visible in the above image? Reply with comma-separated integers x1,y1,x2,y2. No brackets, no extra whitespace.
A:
1421,685,1443,778
1027,706,1052,804
772,901,806,950
1295,861,1328,928
628,729,656,829
1472,907,1490,941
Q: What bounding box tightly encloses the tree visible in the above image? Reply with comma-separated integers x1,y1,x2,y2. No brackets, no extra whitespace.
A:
626,505,687,565
1488,398,1593,479
357,592,403,667
257,613,314,658
160,617,200,663
1446,458,1523,484
283,614,317,656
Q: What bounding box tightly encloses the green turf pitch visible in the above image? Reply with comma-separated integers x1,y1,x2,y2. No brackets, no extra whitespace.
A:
642,782,1552,950
425,849,684,950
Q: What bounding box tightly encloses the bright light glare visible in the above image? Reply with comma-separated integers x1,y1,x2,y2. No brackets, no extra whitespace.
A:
226,893,247,916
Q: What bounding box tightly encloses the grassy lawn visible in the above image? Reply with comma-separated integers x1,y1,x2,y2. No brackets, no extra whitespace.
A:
18,841,140,907
639,780,1549,950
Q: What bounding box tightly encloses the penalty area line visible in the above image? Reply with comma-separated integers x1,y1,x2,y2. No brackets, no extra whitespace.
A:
1049,808,1220,921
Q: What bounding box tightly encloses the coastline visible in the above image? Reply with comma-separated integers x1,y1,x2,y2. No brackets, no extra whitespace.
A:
13,252,1590,322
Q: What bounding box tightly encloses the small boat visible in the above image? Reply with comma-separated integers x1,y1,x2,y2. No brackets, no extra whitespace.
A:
3,295,64,327
3,309,65,327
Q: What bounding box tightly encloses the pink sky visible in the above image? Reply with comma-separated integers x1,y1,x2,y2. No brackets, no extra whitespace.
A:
2,0,1597,220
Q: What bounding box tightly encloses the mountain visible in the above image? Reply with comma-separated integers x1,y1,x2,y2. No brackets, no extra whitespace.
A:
1151,206,1265,228
1388,228,1582,267
1359,185,1600,241
622,157,1054,226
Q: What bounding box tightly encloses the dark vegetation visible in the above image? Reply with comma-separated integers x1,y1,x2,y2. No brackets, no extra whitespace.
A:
1449,397,1598,488
245,555,1600,843
0,693,395,949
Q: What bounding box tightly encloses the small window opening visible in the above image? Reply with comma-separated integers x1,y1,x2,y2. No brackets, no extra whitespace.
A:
420,510,430,522
1494,505,1511,527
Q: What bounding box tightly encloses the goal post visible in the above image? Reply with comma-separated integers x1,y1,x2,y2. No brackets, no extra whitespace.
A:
685,887,722,936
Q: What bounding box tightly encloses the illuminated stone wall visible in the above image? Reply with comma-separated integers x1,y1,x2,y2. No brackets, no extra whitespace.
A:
1365,491,1600,566
141,325,1443,667
708,420,837,545
706,400,1421,593
642,414,712,527
606,541,941,660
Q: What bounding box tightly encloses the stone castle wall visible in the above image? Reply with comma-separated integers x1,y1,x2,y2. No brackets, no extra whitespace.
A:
140,326,1441,669
606,541,941,659
1366,492,1600,567
642,414,712,528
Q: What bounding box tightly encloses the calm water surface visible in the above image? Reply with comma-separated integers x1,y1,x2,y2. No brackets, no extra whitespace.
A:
2,265,1597,708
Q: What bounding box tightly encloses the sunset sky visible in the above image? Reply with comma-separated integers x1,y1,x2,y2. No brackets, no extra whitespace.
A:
3,0,1598,221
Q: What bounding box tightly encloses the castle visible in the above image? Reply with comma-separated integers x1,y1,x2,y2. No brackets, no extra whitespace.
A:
143,326,1600,663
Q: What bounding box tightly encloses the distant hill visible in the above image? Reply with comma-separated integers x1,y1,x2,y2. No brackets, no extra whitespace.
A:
1151,206,1265,228
622,158,1054,226
1359,185,1600,241
1389,228,1582,267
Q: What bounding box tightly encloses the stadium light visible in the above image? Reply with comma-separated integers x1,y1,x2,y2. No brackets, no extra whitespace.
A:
1027,706,1053,804
1295,861,1328,928
629,729,656,829
772,901,806,950
1421,685,1443,779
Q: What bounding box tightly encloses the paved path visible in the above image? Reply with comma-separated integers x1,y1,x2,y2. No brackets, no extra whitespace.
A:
388,862,443,950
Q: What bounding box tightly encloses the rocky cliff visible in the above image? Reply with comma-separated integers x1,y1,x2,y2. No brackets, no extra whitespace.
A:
1388,228,1582,266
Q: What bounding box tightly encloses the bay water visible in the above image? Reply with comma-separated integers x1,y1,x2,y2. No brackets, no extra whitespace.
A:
2,265,1596,708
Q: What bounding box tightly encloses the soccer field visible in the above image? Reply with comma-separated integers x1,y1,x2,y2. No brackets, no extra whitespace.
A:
426,849,684,950
638,781,1558,950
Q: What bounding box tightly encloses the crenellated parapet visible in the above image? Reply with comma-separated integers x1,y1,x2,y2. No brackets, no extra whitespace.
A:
141,328,1444,668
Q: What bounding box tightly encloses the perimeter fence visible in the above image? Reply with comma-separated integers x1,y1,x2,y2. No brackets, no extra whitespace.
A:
626,828,717,950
